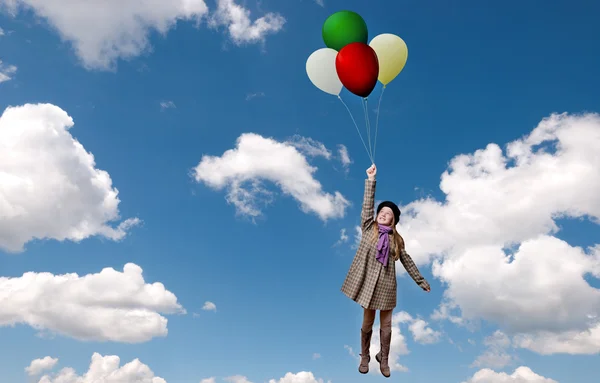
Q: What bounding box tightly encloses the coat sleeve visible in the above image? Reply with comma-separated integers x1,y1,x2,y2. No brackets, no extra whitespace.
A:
399,248,430,290
361,179,376,231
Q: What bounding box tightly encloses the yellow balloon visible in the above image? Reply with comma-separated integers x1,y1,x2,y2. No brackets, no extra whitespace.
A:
369,33,408,86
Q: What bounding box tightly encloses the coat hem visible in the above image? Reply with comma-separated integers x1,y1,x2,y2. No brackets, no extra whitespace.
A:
341,288,396,311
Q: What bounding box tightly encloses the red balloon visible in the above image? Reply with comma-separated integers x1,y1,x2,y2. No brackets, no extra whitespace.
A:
335,42,379,98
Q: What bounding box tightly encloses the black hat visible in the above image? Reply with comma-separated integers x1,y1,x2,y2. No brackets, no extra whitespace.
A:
377,201,401,224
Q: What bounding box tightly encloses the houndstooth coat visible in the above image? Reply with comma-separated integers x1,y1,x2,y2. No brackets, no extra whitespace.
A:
340,179,429,311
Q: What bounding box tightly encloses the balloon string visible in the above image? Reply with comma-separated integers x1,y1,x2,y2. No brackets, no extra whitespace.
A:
338,95,373,164
361,98,374,161
366,97,374,160
372,85,385,161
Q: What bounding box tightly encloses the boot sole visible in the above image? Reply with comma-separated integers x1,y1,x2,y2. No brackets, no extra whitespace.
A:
375,353,390,378
358,357,370,374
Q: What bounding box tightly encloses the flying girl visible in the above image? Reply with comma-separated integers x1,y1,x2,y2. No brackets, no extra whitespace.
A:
341,163,430,378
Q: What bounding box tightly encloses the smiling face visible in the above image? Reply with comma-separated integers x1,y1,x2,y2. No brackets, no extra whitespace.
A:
376,206,394,226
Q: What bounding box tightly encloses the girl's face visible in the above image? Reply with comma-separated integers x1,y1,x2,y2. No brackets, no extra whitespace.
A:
377,207,394,226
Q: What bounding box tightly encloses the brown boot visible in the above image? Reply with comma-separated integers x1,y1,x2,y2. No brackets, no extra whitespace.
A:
358,329,372,374
375,328,392,378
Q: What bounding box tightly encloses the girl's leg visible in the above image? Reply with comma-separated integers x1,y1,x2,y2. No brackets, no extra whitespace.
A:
362,308,376,332
380,309,392,329
376,309,393,378
359,308,376,373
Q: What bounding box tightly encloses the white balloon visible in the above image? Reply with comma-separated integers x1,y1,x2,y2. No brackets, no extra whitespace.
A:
306,48,343,96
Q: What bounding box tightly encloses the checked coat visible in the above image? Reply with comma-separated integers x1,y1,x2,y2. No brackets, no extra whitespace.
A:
340,179,430,310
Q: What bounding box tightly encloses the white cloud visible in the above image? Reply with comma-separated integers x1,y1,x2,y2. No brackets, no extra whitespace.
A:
396,112,600,354
286,135,332,159
202,301,216,311
246,92,264,101
1,0,284,70
391,311,442,345
200,378,216,383
0,26,4,35
192,133,349,221
0,103,140,253
314,0,325,7
334,228,349,246
37,353,166,383
471,331,515,369
0,59,17,83
408,318,442,344
267,372,327,383
340,228,349,242
160,100,176,110
225,376,253,383
351,225,362,249
208,0,285,45
0,263,184,342
337,144,352,171
25,356,58,376
462,366,558,383
0,0,209,70
343,344,356,358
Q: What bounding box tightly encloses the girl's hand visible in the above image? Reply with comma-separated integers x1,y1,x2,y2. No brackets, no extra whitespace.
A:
366,164,377,180
421,281,431,292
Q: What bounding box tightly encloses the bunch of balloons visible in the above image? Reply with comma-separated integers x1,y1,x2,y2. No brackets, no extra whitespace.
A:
306,10,409,163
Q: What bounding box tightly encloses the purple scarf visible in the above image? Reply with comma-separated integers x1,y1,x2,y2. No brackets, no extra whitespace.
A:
376,225,393,266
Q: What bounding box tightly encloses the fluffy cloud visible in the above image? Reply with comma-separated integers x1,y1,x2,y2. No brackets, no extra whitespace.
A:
225,376,253,383
334,228,349,246
0,103,139,253
407,318,442,344
396,113,600,354
224,372,329,383
337,144,352,171
267,372,328,383
0,59,16,82
37,353,166,383
462,366,558,383
394,311,442,345
160,100,176,110
471,331,515,369
192,133,349,221
286,135,332,159
202,301,217,311
25,357,58,376
0,0,284,70
208,0,285,45
0,263,184,342
352,225,362,249
246,92,265,101
200,379,216,383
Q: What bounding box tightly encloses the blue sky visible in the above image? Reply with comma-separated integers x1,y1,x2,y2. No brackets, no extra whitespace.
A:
1,0,599,382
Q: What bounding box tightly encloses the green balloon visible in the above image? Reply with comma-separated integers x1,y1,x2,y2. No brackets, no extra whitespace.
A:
322,10,368,51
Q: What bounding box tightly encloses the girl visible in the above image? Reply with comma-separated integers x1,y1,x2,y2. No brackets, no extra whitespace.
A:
341,164,430,378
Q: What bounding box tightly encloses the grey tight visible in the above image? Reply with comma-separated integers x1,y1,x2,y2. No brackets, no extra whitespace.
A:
361,308,392,332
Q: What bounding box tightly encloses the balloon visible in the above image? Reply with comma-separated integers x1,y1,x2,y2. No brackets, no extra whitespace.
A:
322,10,368,51
335,42,379,98
306,48,343,96
369,33,408,86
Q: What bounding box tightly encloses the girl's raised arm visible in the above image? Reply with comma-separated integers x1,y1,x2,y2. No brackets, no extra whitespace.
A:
361,164,377,231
